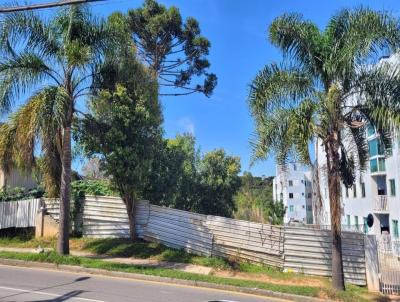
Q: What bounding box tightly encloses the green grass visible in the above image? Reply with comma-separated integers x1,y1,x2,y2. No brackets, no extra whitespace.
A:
0,235,57,248
0,236,231,270
0,251,319,297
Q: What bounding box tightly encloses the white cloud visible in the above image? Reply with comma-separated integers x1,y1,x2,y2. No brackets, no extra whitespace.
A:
177,117,195,135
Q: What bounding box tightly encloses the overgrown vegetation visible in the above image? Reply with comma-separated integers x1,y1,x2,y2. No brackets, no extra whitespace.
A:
143,134,241,217
234,172,285,224
71,180,117,197
0,186,44,202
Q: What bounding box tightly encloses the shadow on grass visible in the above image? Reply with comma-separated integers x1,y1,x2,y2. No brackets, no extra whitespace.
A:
83,238,169,258
82,238,230,269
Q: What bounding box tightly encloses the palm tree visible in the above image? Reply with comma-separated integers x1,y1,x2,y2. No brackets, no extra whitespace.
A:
249,8,400,290
0,5,116,254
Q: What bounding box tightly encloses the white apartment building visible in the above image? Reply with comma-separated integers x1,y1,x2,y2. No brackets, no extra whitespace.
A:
316,126,400,242
272,163,313,224
273,54,400,242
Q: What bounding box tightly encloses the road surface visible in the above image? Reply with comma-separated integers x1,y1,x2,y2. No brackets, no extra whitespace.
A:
0,265,291,302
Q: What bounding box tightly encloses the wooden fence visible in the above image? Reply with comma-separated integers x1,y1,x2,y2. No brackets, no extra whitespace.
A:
0,199,40,229
284,226,366,286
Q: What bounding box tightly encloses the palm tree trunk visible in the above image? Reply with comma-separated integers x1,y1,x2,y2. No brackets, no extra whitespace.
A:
57,118,72,255
122,193,137,241
326,134,345,291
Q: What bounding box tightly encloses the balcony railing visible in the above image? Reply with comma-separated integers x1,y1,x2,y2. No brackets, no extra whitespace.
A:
374,195,389,212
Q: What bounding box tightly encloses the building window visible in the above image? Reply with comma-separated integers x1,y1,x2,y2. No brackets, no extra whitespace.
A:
355,216,359,231
370,158,386,173
389,179,396,196
347,215,350,227
345,187,349,198
289,205,294,212
361,182,366,198
393,220,399,238
378,158,386,171
288,180,293,187
368,138,385,156
293,164,297,171
307,205,312,211
363,217,368,234
307,193,312,198
289,193,293,199
302,192,304,196
367,124,375,137
353,184,357,198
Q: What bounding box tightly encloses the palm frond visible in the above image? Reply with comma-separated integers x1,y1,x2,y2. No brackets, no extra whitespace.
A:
0,52,56,113
325,7,400,90
355,62,400,131
269,13,324,76
248,63,314,121
0,10,59,58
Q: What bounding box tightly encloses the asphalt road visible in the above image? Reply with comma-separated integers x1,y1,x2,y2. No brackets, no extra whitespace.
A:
0,265,291,302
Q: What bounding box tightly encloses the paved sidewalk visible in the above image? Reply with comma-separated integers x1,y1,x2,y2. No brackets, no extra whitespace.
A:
0,246,213,275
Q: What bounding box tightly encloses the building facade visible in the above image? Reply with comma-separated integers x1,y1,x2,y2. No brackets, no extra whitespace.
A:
273,163,313,224
315,126,400,242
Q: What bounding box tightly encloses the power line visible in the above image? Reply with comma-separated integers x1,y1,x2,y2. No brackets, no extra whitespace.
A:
0,0,106,13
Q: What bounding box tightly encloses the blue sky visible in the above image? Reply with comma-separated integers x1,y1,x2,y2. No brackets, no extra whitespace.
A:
4,0,400,176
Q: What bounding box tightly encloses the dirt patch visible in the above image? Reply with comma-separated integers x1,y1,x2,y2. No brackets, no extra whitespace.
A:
213,270,326,287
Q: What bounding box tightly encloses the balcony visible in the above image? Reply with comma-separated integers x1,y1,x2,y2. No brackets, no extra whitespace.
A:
373,195,389,213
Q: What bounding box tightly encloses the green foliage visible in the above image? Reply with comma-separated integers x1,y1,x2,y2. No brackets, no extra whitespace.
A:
71,180,117,197
196,149,241,217
126,0,217,97
77,81,162,200
0,186,44,202
144,133,200,210
0,5,119,198
143,134,241,217
249,8,400,176
234,172,285,225
76,38,162,237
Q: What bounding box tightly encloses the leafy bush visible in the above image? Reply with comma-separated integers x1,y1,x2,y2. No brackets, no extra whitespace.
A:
71,180,117,197
0,186,45,202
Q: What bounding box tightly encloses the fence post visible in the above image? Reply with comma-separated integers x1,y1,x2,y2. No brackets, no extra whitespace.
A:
365,235,380,292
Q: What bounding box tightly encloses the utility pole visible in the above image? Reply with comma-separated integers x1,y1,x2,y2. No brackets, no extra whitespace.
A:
0,0,106,13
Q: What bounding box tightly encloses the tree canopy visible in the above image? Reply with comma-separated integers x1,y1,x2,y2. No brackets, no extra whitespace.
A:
126,0,217,97
143,134,241,217
234,172,285,225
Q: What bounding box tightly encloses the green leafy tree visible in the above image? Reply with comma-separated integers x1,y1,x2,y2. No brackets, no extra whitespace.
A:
76,47,162,239
0,5,116,254
234,172,285,225
126,0,217,97
144,136,241,217
196,149,241,217
249,8,400,290
143,134,199,210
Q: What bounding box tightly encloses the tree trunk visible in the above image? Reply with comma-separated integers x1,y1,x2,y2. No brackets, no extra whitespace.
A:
123,194,137,241
325,134,345,291
57,118,72,255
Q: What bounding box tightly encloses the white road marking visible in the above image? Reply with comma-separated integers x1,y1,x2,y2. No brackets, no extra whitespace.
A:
0,286,106,302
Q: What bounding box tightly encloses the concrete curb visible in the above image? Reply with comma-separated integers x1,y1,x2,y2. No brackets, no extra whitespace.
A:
0,258,330,302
